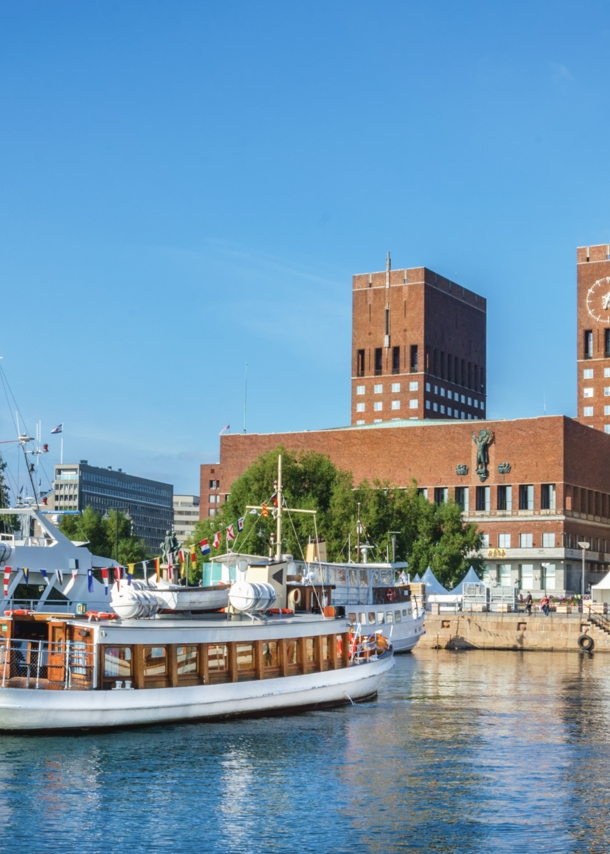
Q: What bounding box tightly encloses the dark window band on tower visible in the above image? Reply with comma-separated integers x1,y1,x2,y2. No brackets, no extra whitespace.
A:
357,349,365,377
374,348,383,376
392,346,400,374
410,345,418,373
605,329,610,358
584,330,593,359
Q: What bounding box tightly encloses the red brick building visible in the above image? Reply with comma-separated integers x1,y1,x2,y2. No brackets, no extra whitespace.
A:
577,243,610,433
200,248,610,595
351,254,486,425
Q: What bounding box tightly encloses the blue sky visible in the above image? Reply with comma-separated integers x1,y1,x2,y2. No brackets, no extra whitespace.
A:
1,1,609,496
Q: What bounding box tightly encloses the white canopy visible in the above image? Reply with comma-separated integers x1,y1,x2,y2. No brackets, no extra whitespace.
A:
591,570,610,603
412,573,421,582
421,566,449,595
591,570,610,591
449,566,481,595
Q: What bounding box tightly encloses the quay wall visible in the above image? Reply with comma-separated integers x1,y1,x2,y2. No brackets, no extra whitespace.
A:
418,613,610,652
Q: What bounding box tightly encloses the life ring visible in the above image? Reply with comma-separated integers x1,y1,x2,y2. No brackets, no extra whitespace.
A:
288,588,302,607
85,611,119,621
4,609,33,617
578,634,594,652
267,608,294,615
386,589,396,602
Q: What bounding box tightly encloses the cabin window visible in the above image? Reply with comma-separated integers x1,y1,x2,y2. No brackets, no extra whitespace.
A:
377,612,385,624
143,647,167,678
359,612,367,625
262,641,279,668
348,613,357,623
395,610,402,622
207,644,228,673
305,638,316,665
285,640,298,667
402,609,407,616
368,612,376,624
349,569,357,586
104,647,132,678
386,611,393,623
360,570,368,586
236,643,254,672
322,636,330,660
177,646,198,676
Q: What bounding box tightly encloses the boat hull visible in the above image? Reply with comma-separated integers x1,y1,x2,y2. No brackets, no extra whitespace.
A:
0,654,394,731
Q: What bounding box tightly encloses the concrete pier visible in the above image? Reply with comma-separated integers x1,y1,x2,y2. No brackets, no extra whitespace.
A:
419,612,610,652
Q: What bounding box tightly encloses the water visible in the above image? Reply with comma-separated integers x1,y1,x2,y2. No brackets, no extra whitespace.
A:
1,650,610,853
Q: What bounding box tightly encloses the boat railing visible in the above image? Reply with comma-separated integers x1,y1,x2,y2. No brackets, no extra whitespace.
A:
0,639,95,691
351,634,379,663
7,600,82,614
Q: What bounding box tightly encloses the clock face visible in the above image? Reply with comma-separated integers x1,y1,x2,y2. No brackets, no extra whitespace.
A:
587,277,610,322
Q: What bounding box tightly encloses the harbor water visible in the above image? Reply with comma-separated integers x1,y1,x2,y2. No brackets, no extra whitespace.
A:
1,650,610,853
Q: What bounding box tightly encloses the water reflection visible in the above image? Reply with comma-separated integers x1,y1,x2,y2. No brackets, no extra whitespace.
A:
0,652,610,852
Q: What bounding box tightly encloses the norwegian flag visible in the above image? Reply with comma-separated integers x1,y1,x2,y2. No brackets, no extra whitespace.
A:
199,538,211,555
101,567,109,594
226,524,236,542
213,531,221,549
3,567,11,597
237,517,244,532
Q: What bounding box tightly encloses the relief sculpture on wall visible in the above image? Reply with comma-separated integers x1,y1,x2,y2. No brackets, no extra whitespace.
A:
472,428,494,482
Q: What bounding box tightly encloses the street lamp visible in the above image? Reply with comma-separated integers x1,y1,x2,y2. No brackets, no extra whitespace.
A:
578,541,590,612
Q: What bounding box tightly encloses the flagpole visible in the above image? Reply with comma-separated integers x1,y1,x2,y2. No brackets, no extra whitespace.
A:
60,432,63,465
243,362,248,434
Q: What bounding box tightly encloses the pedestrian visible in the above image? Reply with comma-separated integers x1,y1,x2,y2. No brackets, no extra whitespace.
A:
524,592,533,615
540,594,550,616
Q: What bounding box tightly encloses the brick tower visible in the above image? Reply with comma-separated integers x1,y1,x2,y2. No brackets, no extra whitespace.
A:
576,244,610,433
351,254,487,425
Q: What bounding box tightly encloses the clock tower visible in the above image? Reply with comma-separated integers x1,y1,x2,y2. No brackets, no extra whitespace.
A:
577,243,610,433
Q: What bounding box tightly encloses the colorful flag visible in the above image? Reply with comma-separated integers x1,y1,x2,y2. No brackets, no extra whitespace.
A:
168,553,174,581
115,566,122,590
87,568,94,593
179,549,185,564
142,560,148,580
199,538,211,555
154,557,160,581
51,424,63,434
64,568,78,595
213,531,221,549
261,502,268,517
226,524,236,542
56,569,64,585
3,567,11,597
219,424,230,434
237,517,244,532
271,492,278,508
101,567,109,594
40,568,51,586
190,545,197,568
127,563,134,585
23,568,29,585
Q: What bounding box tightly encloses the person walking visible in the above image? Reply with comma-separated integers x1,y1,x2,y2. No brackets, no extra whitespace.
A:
524,592,533,616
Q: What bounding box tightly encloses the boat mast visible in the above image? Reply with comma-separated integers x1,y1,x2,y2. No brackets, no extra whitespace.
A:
276,454,282,561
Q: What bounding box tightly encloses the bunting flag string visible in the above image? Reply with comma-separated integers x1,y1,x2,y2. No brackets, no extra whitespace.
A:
87,568,94,594
40,569,51,587
127,563,134,586
237,517,244,532
3,567,11,597
142,560,148,581
213,531,221,549
56,569,64,585
64,569,78,595
190,545,197,567
199,538,210,556
154,557,160,581
115,566,122,590
23,568,29,585
101,568,109,595
168,554,174,581
226,524,236,543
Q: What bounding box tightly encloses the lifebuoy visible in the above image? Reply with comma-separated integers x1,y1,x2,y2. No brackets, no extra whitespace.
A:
85,611,119,621
386,588,396,602
4,609,33,617
578,634,594,652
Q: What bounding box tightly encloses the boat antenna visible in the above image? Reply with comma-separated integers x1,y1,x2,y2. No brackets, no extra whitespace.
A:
275,454,282,561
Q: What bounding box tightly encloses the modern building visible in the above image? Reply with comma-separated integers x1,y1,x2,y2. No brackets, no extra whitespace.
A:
577,243,610,433
199,247,610,595
51,461,173,553
351,254,486,425
173,494,200,543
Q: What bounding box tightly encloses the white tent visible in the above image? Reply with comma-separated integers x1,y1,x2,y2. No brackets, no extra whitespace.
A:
449,566,481,595
421,566,449,595
412,573,421,583
591,571,610,604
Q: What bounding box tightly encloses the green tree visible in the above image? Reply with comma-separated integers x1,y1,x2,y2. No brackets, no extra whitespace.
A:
189,446,483,589
58,506,149,564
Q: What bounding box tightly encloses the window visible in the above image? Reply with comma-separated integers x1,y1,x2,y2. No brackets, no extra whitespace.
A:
434,385,438,394
357,349,365,377
434,487,448,504
606,330,610,358
606,368,610,378
481,534,489,548
584,388,594,398
605,388,610,396
356,419,365,425
584,330,593,359
236,643,255,672
209,480,219,489
417,488,428,500
605,425,610,434
455,486,469,511
391,400,400,410
584,406,594,417
498,533,511,548
374,348,383,376
461,394,465,403
519,485,534,510
207,644,228,673
433,402,438,412
605,407,610,416
391,382,401,393
519,564,534,589
392,346,400,374
177,646,198,676
374,383,383,394
425,400,431,410
480,403,485,412
543,563,556,590
377,612,385,624
476,486,490,511
104,647,132,678
209,508,216,517
143,647,167,678
262,641,279,668
497,485,513,511
410,345,418,372
541,484,556,510
386,611,393,624
356,385,365,395
542,533,556,548
520,533,533,548
374,401,383,411
409,399,418,409
409,381,418,391
584,368,594,379
356,403,365,412
440,387,446,397
426,382,431,392
448,407,452,416
499,565,512,586
440,405,445,414
447,390,453,400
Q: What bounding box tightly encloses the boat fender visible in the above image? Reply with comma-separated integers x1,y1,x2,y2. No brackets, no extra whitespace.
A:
85,611,119,621
267,608,294,615
288,588,302,607
578,634,594,652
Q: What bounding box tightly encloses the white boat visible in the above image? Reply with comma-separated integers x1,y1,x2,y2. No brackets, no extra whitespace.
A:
0,577,394,731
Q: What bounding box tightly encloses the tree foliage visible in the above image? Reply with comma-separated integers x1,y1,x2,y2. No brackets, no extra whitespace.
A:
58,506,149,564
189,446,483,589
